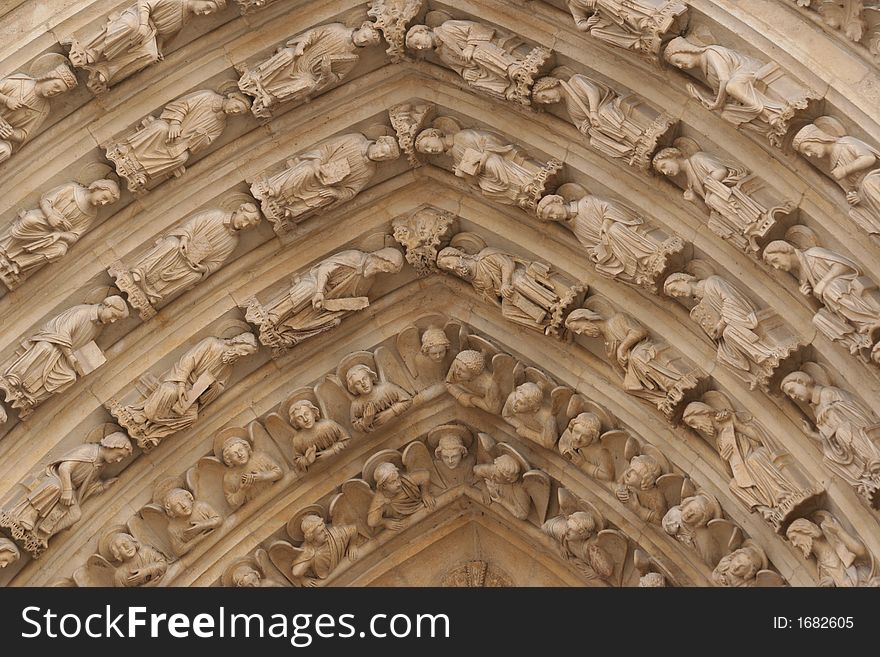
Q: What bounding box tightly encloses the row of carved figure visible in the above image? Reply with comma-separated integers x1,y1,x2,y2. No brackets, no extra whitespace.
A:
790,0,880,62
2,314,876,586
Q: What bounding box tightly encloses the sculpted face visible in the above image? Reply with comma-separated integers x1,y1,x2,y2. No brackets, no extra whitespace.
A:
90,188,117,207
623,460,647,488
665,51,699,70
234,566,261,587
512,385,541,414
436,436,466,469
107,445,132,463
166,491,194,518
304,518,328,545
110,535,138,561
367,140,396,161
798,142,826,159
654,158,680,177
348,369,373,396
232,206,260,230
664,279,692,298
782,380,811,403
353,26,380,47
763,250,793,272
729,551,754,578
533,87,562,105
38,78,69,97
681,497,709,525
291,404,317,429
416,134,445,155
569,420,598,448
190,0,221,16
407,30,434,51
381,469,401,494
224,440,251,467
425,344,447,362
98,304,127,323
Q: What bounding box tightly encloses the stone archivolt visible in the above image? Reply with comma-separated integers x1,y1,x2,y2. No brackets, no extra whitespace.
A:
1,0,879,587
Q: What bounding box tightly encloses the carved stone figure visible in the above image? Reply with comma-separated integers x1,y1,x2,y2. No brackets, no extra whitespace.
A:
219,433,283,509
152,480,221,557
426,424,474,489
652,138,794,254
0,61,77,163
110,202,260,319
791,1,880,64
535,185,683,291
0,179,120,290
663,36,817,147
107,89,251,195
793,116,880,236
565,0,687,62
0,539,19,568
0,296,129,419
473,435,550,522
391,206,456,275
615,453,668,523
65,0,228,93
245,247,404,355
711,540,783,587
102,531,168,587
781,367,880,505
286,400,350,472
531,73,674,169
558,412,614,481
395,322,458,403
367,461,435,531
502,382,561,449
110,332,258,450
238,22,380,118
683,396,819,529
664,272,799,389
404,17,552,105
662,492,724,565
0,429,132,556
413,121,561,211
345,363,412,433
250,132,400,233
445,349,517,415
222,550,283,587
565,307,700,419
786,511,875,586
437,244,585,336
764,233,880,362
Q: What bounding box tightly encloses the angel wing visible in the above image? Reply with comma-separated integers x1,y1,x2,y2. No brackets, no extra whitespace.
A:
374,345,416,395
463,334,501,358
656,473,690,508
264,413,298,468
641,444,670,473
329,479,375,539
594,529,630,586
555,182,588,203
557,487,604,530
250,421,287,467
128,505,176,561
550,386,574,417
314,378,356,435
402,441,443,490
267,540,304,586
187,457,232,516
754,570,787,587
705,518,744,562
524,367,555,395
600,429,636,481
490,353,521,412
396,326,423,379
73,555,118,587
522,470,551,524
475,432,498,464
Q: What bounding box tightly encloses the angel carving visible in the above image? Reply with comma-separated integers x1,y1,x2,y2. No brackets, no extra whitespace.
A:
662,490,744,567
221,549,284,587
786,510,875,587
264,388,350,473
501,368,586,450
558,412,614,482
426,424,475,489
445,333,521,415
395,318,462,403
542,488,630,585
711,540,786,587
73,525,168,587
268,505,359,587
473,433,550,523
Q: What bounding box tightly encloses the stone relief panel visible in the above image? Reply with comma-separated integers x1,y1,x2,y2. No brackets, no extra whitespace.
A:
793,116,880,237
564,0,688,63
107,331,258,451
763,226,880,365
0,174,120,290
404,11,553,106
249,130,400,235
682,391,823,531
0,54,77,165
110,199,260,320
106,87,251,196
531,68,675,171
791,1,880,62
781,362,880,507
664,266,803,390
237,22,381,119
0,295,129,419
786,510,876,586
652,137,795,255
72,525,169,587
662,36,818,148
64,0,228,94
243,245,404,356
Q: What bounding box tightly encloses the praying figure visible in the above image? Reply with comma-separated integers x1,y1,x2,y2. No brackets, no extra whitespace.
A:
0,179,120,289
157,486,221,557
238,22,380,118
106,89,251,195
104,531,168,587
286,400,350,473
219,434,283,509
345,363,412,433
367,461,435,531
445,349,514,415
558,412,614,482
65,0,228,93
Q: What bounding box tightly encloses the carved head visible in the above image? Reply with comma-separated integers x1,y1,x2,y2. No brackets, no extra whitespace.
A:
289,400,320,429
231,202,261,231
535,194,568,223
682,402,717,438
301,514,328,545
780,371,815,404
353,22,381,48
221,436,252,467
222,92,251,115
437,247,476,280
622,454,662,490
98,295,130,324
345,364,377,396
492,454,521,483
564,308,603,337
662,36,703,70
414,128,447,155
510,382,543,414
435,434,468,470
446,350,485,383
374,462,402,493
638,572,666,587
364,247,404,277
36,64,77,97
231,563,261,587
100,431,133,463
792,124,837,159
786,518,821,558
188,0,226,17
663,272,697,299
566,412,601,448
565,511,597,540
366,136,400,162
762,241,798,273
0,539,19,568
652,147,683,177
405,25,435,52
88,179,120,207
222,332,258,363
420,326,450,362
108,533,139,562
712,543,765,586
531,77,563,106
679,494,714,527
163,488,194,518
